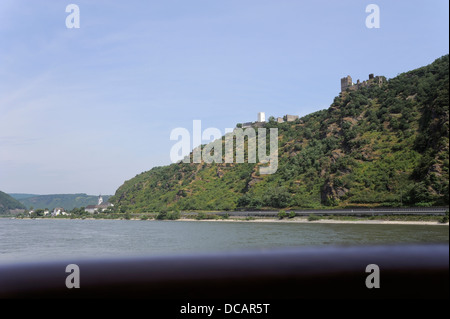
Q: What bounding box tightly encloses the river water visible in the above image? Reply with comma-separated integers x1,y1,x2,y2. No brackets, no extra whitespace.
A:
0,219,448,262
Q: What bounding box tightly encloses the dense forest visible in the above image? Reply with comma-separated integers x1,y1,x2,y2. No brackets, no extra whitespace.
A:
110,55,449,213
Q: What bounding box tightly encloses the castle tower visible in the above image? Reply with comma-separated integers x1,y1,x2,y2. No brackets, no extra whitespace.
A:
340,75,352,92
257,112,265,122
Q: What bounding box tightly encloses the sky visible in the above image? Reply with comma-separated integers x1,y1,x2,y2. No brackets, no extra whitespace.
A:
0,0,448,195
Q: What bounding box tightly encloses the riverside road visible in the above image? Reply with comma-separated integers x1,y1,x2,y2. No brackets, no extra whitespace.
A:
209,207,449,217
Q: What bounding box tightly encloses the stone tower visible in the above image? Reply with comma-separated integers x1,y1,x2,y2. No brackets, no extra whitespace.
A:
257,112,266,122
340,75,353,92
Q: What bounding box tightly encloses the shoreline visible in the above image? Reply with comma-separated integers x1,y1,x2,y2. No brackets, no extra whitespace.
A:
177,217,449,226
6,216,448,226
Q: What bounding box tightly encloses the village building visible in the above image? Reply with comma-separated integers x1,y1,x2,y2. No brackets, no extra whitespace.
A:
85,195,114,213
51,207,67,216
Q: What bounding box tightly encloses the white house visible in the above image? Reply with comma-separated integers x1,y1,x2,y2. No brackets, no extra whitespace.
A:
52,207,66,216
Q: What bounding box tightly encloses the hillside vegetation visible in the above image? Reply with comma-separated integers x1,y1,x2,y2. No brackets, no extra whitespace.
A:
7,193,39,200
111,55,449,213
14,193,112,211
0,191,26,215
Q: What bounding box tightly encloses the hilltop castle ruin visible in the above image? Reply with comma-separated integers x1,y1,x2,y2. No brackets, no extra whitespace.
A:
238,73,384,128
340,74,384,92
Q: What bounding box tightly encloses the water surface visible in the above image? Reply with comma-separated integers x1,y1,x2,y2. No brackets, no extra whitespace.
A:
0,219,448,262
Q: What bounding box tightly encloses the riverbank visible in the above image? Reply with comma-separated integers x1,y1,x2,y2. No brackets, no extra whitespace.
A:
6,216,448,226
177,217,449,226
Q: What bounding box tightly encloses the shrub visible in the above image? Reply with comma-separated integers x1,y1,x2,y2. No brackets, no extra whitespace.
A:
167,211,181,220
288,211,296,219
277,210,287,219
156,211,181,220
195,213,221,220
156,211,168,220
308,214,321,221
440,211,449,224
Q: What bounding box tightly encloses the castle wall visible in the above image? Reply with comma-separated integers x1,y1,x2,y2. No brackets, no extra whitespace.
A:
341,75,384,92
285,115,299,122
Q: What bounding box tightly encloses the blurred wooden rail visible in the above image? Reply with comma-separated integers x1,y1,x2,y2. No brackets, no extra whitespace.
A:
0,244,448,299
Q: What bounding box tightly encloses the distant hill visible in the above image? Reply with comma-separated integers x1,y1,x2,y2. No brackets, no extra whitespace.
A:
111,55,449,212
13,194,112,211
8,193,39,200
0,191,26,215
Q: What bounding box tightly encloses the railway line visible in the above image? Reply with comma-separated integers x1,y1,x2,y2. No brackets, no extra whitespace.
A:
208,207,449,217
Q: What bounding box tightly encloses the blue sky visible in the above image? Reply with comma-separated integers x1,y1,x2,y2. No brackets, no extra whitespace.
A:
0,0,448,195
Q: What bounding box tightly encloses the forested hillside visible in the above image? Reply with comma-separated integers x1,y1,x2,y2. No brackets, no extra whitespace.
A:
14,194,112,211
0,191,26,215
111,55,449,212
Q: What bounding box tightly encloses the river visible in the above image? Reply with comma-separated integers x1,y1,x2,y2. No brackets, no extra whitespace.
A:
0,219,448,262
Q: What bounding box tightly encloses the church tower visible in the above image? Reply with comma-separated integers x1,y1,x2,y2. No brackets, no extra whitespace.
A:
98,194,103,206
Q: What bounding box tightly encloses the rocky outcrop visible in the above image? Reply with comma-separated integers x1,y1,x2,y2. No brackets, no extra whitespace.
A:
321,179,349,204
